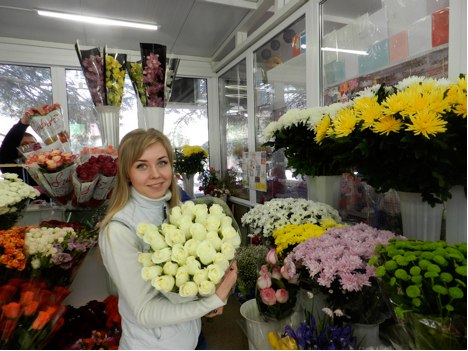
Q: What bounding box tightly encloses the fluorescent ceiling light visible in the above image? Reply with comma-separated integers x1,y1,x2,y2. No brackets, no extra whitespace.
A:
37,10,158,30
321,47,368,55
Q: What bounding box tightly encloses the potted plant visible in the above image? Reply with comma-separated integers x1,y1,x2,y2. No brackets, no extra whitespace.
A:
370,239,467,349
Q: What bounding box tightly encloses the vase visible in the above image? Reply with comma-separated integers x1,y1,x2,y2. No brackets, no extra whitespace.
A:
445,185,467,244
139,106,165,131
307,175,342,210
182,174,195,198
296,289,328,323
351,322,382,349
239,299,303,350
96,105,120,147
397,191,443,241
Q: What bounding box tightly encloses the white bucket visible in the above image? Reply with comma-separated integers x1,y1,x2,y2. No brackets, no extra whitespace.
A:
239,299,303,350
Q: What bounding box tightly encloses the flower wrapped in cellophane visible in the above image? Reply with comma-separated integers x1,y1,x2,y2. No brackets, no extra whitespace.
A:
75,42,105,107
0,173,40,230
136,199,241,303
24,104,70,148
24,148,76,205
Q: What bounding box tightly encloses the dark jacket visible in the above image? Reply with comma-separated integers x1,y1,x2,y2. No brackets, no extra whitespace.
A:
0,121,37,186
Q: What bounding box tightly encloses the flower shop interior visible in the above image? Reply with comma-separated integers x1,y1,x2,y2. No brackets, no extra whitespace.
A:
0,0,467,349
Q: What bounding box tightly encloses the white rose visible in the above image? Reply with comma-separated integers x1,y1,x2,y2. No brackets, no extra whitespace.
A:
178,216,194,238
212,253,230,271
198,280,216,297
194,204,208,216
164,227,186,247
190,223,207,241
152,247,172,264
193,268,208,284
221,216,233,227
221,242,235,260
169,206,182,225
184,238,200,256
150,232,168,251
209,204,224,215
136,222,157,238
138,252,154,267
221,226,241,248
195,213,208,226
179,281,198,297
206,264,224,284
175,266,190,287
197,240,217,265
171,243,188,265
181,201,196,218
206,231,222,251
31,257,41,269
151,275,175,293
185,256,202,275
163,261,179,276
141,265,163,281
206,215,221,232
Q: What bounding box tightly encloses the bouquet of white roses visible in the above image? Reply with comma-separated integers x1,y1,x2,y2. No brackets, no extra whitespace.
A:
0,173,40,230
136,200,241,302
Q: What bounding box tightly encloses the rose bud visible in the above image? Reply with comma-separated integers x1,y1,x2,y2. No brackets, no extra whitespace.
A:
271,266,282,280
275,288,289,303
257,270,272,289
265,248,278,265
259,287,277,306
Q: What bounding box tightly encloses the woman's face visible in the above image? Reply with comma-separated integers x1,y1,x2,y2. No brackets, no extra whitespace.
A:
129,141,173,199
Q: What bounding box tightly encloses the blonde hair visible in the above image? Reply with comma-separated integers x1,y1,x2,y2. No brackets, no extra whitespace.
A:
100,128,180,228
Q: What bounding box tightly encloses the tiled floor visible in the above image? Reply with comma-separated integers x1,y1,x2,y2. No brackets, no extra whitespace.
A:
202,295,250,350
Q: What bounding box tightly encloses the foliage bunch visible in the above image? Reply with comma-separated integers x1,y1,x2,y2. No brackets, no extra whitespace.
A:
174,145,208,176
235,244,269,295
370,239,467,319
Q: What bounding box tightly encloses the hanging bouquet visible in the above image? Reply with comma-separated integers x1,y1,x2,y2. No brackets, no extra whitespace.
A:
370,239,466,349
136,200,240,302
268,308,357,350
0,173,40,230
283,223,403,324
174,145,208,177
255,248,299,321
24,103,70,147
241,198,341,246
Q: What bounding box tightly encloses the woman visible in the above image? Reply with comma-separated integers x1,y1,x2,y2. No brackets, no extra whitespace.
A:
99,128,237,349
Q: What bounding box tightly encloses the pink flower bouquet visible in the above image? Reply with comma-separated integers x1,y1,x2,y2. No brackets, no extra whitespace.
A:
255,248,299,321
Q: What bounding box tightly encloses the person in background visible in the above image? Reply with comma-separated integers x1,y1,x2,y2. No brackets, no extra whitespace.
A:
98,128,237,350
0,113,38,186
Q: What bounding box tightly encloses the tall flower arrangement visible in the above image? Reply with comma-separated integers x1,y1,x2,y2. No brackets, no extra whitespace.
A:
174,145,208,177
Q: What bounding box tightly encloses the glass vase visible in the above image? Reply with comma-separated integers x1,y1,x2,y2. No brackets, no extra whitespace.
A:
96,106,120,147
182,174,195,198
306,175,342,210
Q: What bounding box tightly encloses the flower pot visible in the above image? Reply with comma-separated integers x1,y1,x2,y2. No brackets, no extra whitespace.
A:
351,322,382,349
182,174,195,198
140,106,165,131
307,175,342,210
297,289,327,323
96,105,120,147
239,299,302,350
397,191,443,241
445,185,467,244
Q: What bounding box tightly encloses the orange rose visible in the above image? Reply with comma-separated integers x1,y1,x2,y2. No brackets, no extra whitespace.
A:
23,301,40,317
1,302,21,319
31,310,51,330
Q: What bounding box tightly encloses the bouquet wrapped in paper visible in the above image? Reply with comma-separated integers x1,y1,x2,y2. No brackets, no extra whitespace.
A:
75,42,105,107
24,148,76,204
24,104,70,148
103,47,127,107
72,154,117,208
136,200,241,303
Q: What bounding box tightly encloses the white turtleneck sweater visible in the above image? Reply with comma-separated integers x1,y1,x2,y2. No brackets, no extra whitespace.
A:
99,188,224,350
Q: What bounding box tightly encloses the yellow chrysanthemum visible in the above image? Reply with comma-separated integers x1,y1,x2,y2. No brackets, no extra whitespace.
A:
447,77,467,118
372,115,403,135
268,332,298,350
405,110,447,138
398,84,448,119
314,114,332,144
181,145,207,158
332,108,356,138
382,92,409,116
353,96,383,129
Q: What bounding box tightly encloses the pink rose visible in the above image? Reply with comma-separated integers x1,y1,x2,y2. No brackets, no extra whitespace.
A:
275,288,289,303
260,287,277,305
257,269,272,289
265,248,278,265
271,266,282,280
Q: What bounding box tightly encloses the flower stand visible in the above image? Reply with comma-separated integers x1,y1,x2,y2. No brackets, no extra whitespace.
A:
307,175,342,210
397,191,443,241
182,174,195,198
239,299,302,350
96,105,120,147
139,106,165,131
445,185,467,244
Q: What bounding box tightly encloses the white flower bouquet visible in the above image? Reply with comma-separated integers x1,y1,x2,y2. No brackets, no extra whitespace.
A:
0,173,40,230
241,198,341,244
137,200,241,303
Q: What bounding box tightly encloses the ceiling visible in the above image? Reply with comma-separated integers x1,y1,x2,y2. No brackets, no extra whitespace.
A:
0,0,272,60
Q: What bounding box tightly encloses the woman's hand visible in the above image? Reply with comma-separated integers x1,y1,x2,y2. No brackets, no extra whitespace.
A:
204,306,224,318
215,260,238,302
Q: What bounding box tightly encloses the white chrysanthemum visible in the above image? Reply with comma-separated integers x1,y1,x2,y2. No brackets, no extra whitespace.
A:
395,76,426,90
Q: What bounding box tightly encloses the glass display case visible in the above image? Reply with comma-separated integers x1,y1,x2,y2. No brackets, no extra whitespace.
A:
320,0,450,104
219,59,249,200
253,16,307,203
